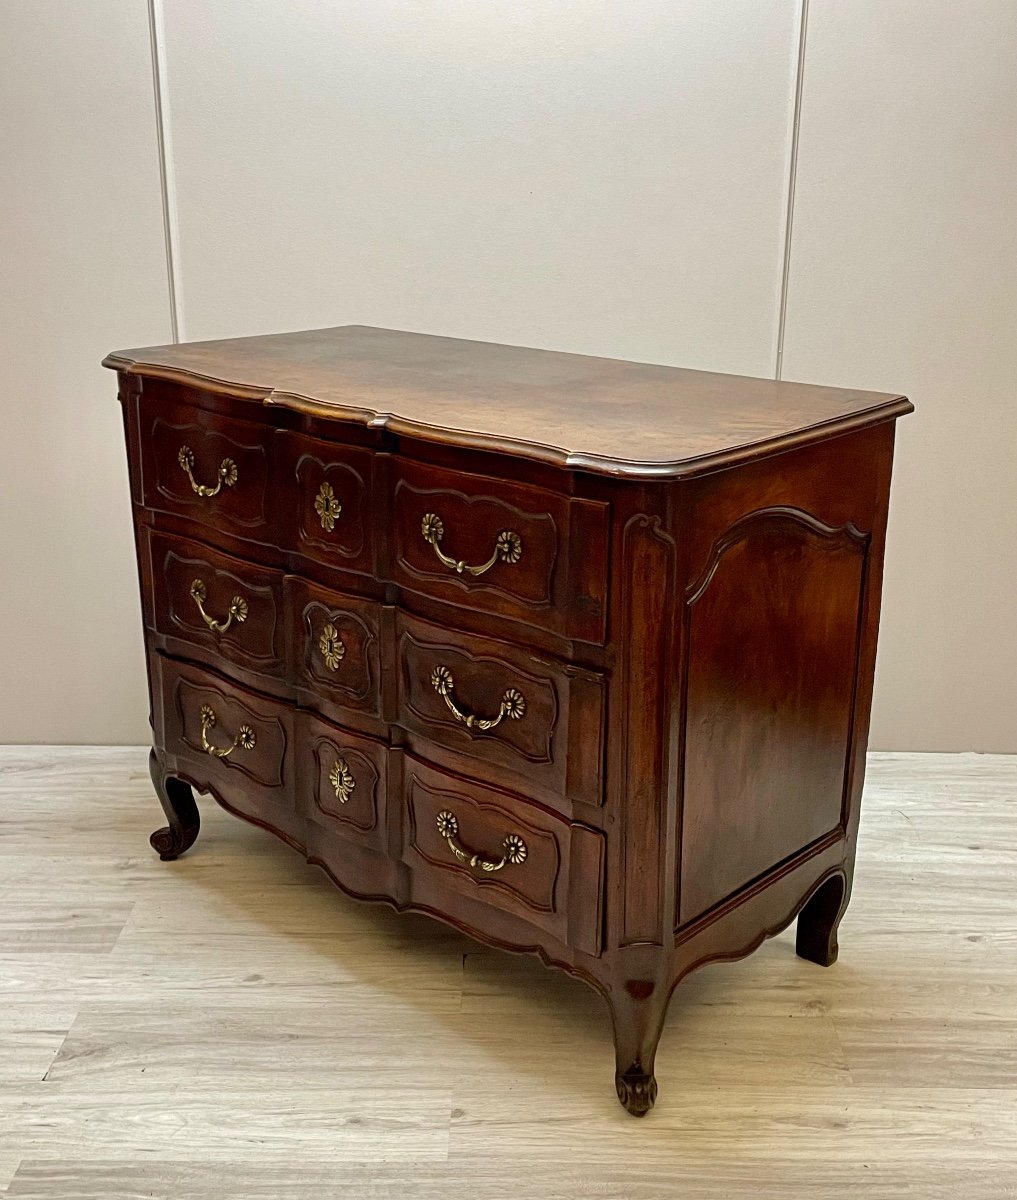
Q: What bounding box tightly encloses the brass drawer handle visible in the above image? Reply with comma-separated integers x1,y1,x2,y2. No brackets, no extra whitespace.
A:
435,810,527,872
314,482,342,531
430,666,526,731
329,757,355,804
178,445,238,497
199,704,255,758
318,623,346,671
189,579,248,633
421,512,522,576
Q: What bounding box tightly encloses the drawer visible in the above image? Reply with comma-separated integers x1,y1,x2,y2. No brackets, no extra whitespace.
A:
395,613,604,806
283,433,374,574
401,758,605,955
138,397,275,542
390,460,608,644
296,711,388,854
155,658,294,804
285,578,383,729
146,531,285,684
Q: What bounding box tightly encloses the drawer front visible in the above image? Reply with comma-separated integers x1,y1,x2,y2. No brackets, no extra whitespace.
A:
156,658,293,800
296,712,388,853
286,578,383,727
396,614,604,806
285,434,374,574
139,397,274,541
401,759,605,954
390,461,608,643
147,531,285,683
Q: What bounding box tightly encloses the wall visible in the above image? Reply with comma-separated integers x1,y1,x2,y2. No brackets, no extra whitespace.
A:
0,1,172,744
159,0,799,372
781,0,1017,751
2,0,1014,750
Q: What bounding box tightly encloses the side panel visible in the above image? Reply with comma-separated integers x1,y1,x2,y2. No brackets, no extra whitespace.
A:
675,425,895,929
678,509,868,924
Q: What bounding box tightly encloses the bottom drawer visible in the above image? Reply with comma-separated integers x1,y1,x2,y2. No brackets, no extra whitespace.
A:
154,657,295,814
401,758,605,956
153,656,606,957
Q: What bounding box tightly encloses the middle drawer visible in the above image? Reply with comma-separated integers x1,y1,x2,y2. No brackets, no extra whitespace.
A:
146,530,604,810
395,613,605,807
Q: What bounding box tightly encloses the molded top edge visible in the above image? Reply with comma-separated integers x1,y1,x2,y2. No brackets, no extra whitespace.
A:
104,325,912,480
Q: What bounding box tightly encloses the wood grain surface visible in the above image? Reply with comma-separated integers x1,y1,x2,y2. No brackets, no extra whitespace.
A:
1,747,1014,1198
104,326,912,478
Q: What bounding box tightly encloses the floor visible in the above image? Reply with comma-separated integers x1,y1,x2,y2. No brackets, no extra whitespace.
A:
0,749,1015,1199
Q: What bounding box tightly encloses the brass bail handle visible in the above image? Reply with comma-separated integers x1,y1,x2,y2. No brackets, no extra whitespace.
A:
189,579,248,634
429,666,526,732
420,512,522,577
178,445,238,497
434,810,527,873
198,704,256,758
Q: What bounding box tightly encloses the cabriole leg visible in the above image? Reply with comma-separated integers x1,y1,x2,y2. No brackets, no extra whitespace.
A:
148,748,199,861
607,977,671,1117
796,871,848,967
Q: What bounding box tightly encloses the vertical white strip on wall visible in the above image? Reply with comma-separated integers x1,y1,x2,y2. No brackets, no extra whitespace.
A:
774,0,810,380
148,0,184,342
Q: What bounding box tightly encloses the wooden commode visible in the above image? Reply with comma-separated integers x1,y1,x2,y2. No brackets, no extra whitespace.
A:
105,325,912,1115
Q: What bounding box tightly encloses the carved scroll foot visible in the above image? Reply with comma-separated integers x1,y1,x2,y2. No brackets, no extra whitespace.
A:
607,974,670,1117
148,749,199,861
615,1067,658,1117
796,871,848,967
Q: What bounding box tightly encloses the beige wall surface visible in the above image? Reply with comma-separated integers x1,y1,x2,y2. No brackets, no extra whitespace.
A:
0,1,172,745
781,0,1017,751
160,0,799,375
1,1,1013,750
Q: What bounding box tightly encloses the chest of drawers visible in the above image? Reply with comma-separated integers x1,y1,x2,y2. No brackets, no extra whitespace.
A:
106,325,912,1115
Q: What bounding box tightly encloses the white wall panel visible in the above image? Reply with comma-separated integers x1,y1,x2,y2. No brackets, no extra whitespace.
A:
161,0,800,374
0,1,172,743
781,1,1017,749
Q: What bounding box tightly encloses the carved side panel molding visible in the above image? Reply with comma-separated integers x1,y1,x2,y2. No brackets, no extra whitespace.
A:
677,506,869,929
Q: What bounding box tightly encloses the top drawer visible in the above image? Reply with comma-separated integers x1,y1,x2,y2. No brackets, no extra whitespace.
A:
391,461,609,644
137,397,275,544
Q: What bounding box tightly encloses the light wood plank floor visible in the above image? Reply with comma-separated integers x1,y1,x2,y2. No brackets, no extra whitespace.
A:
0,748,1015,1199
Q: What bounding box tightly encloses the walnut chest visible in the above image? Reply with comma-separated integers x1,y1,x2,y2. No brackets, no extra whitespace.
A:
105,325,912,1115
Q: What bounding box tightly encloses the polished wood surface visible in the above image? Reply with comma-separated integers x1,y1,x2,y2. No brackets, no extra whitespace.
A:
107,328,911,1116
105,324,911,478
1,748,1014,1198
